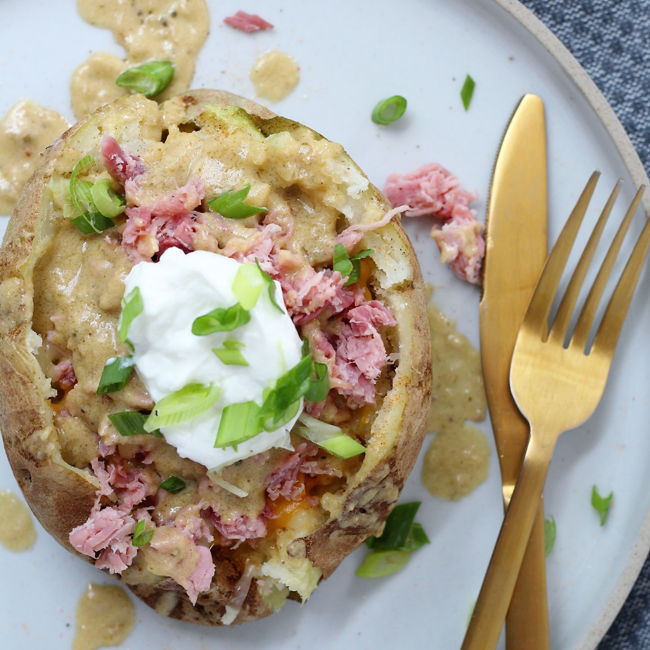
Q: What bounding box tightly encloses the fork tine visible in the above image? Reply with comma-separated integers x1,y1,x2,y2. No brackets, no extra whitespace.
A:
549,180,622,344
522,171,600,338
591,187,649,355
572,186,646,351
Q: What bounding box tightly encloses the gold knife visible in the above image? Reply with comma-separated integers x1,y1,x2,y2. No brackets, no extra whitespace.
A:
479,94,549,649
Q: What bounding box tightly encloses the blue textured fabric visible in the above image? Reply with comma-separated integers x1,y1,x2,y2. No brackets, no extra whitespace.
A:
517,2,650,647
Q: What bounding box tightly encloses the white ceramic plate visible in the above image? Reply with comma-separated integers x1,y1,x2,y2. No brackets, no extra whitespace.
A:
1,1,649,649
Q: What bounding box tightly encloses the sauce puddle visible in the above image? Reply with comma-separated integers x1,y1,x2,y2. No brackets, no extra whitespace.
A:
0,100,69,215
75,0,210,116
422,299,491,500
0,490,37,551
73,583,136,650
250,51,300,102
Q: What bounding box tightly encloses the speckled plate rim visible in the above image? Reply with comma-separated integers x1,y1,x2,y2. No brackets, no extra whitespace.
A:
490,1,650,647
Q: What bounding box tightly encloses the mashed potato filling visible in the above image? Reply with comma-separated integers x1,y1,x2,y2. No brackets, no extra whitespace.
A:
124,247,303,470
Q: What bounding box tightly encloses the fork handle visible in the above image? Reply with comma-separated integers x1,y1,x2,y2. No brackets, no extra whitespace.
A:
461,433,556,650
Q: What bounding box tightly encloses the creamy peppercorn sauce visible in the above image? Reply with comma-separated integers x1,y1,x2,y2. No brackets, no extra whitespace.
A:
29,94,400,599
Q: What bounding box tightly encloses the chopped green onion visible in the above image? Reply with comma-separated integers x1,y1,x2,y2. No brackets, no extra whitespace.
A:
591,485,613,526
97,355,135,394
544,515,556,557
70,212,115,234
91,179,125,218
116,60,175,98
400,523,430,553
69,156,116,234
297,413,365,459
71,212,117,235
214,400,262,450
371,96,407,125
213,340,248,366
132,519,154,547
305,362,329,402
333,244,374,286
117,287,143,345
355,550,410,578
145,383,221,432
232,263,266,310
158,476,186,494
366,502,423,550
259,356,312,431
256,260,283,313
318,435,366,459
192,303,251,336
108,411,162,438
207,183,268,219
333,243,353,282
461,75,476,111
70,156,95,216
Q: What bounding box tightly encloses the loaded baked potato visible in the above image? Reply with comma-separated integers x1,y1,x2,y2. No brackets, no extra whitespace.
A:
0,90,431,625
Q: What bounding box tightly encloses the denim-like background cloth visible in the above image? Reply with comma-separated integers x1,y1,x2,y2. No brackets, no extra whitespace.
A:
516,1,650,648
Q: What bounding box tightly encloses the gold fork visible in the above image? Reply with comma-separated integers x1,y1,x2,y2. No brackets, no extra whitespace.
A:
462,172,649,650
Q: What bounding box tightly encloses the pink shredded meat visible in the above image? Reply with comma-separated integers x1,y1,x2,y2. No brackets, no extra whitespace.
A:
384,163,485,284
122,178,204,262
210,510,268,546
265,443,318,501
186,545,216,605
100,136,146,184
224,10,274,32
69,503,137,574
50,359,77,391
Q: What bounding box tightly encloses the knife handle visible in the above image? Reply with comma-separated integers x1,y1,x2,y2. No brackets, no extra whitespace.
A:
505,499,550,650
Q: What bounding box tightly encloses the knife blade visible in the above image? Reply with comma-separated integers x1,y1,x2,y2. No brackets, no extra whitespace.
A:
479,94,549,650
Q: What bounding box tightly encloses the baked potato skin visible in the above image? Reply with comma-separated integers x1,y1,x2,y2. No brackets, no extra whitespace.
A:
0,90,432,625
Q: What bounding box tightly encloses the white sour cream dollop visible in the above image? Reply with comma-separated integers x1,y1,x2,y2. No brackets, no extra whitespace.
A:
123,248,303,471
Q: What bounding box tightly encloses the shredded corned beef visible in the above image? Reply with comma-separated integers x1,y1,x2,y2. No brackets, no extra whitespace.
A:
122,178,204,262
265,442,317,501
186,545,216,605
210,510,268,546
50,359,77,391
384,163,485,284
327,300,396,407
100,136,146,185
69,502,137,574
224,10,274,32
335,204,409,253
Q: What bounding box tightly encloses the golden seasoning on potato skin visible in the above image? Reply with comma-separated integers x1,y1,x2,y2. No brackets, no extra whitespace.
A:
0,90,431,626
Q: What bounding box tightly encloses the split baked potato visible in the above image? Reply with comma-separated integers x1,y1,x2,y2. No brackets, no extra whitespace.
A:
0,90,431,625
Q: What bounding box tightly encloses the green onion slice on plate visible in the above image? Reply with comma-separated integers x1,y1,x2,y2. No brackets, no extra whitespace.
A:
192,303,251,336
371,95,407,125
116,60,175,98
108,411,162,438
158,476,186,494
355,550,410,578
461,74,476,111
117,287,144,345
132,519,154,547
97,355,135,395
91,178,125,218
366,502,430,551
207,183,268,219
145,383,221,432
